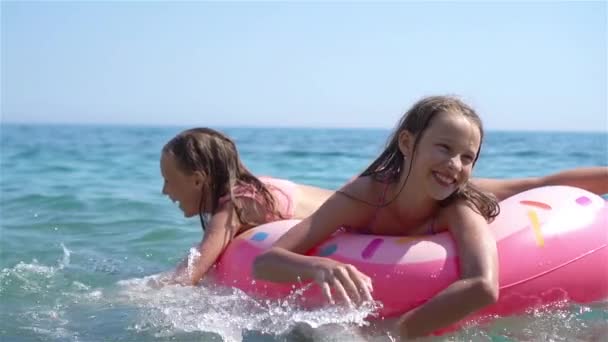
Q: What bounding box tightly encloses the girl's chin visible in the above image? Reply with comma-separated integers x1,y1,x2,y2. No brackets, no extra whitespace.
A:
430,192,453,201
428,186,458,201
183,210,198,218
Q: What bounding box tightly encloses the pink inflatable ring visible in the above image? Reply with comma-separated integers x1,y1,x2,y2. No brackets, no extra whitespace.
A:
215,186,608,320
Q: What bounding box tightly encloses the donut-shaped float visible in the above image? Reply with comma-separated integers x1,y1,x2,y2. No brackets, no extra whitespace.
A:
215,186,608,319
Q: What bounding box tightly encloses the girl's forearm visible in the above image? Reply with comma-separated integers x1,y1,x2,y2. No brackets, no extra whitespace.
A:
187,258,211,286
172,256,193,282
472,166,608,201
253,247,321,282
397,276,498,338
189,243,226,285
541,167,608,195
173,243,222,286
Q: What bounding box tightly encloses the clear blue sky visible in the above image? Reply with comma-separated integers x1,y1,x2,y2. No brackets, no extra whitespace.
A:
1,1,606,131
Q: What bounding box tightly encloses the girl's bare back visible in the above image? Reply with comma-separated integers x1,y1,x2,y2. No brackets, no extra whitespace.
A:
292,184,334,219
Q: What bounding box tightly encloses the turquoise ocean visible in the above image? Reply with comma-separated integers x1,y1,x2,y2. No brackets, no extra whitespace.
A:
1,124,607,342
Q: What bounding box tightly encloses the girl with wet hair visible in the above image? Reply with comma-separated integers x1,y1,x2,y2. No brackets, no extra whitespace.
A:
253,96,607,338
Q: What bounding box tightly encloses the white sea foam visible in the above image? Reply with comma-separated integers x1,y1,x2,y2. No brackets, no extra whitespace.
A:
115,274,384,341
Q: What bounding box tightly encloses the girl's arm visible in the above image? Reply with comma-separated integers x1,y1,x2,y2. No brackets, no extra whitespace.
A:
395,201,499,338
471,177,537,202
473,166,608,201
537,166,608,195
253,180,375,305
173,203,241,286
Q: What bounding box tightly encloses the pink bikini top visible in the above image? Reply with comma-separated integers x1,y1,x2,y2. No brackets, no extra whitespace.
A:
218,177,296,220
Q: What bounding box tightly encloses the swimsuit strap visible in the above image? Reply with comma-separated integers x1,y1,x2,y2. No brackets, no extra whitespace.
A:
379,181,390,205
366,182,391,234
366,180,438,236
427,216,437,235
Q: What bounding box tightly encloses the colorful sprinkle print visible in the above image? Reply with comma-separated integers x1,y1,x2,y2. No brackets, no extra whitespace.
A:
318,244,338,257
519,200,552,210
362,238,384,259
520,199,552,247
527,210,544,247
394,236,416,244
250,232,269,242
576,196,592,206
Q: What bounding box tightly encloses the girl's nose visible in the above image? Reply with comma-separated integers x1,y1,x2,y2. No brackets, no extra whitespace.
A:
447,155,462,171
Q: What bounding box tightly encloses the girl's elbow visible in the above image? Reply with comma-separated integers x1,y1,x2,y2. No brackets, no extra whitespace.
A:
252,250,274,279
474,277,499,305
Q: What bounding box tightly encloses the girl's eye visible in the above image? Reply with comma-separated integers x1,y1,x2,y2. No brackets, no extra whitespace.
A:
462,155,475,164
438,144,450,151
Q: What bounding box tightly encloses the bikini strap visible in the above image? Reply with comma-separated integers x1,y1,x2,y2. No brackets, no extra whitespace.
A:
427,216,437,235
366,182,391,234
378,181,390,206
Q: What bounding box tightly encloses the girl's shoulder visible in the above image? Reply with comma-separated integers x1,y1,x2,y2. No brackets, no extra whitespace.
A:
435,197,486,231
228,176,291,196
257,176,297,190
339,175,390,206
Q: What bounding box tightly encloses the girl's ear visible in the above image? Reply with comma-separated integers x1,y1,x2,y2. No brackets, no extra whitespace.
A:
397,130,414,158
193,171,206,190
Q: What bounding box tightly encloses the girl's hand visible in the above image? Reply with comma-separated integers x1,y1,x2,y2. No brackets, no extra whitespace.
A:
312,259,374,306
145,272,180,288
252,178,379,302
168,269,190,286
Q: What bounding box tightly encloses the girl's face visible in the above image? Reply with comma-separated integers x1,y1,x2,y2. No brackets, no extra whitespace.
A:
160,152,204,217
400,112,481,201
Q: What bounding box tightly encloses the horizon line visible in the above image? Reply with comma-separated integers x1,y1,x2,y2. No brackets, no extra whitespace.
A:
1,120,607,134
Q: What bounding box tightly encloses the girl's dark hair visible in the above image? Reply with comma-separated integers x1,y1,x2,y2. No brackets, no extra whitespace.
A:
162,127,283,230
361,95,500,221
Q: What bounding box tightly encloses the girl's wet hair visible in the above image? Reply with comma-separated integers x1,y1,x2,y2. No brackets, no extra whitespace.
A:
162,127,282,230
361,95,500,221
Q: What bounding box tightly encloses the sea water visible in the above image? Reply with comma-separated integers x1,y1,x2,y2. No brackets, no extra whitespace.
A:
1,124,606,341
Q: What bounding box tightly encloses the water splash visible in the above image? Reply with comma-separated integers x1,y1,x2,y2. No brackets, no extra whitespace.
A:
0,259,57,294
0,242,74,295
0,244,97,342
115,275,383,341
187,247,201,280
59,243,71,269
446,300,608,341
